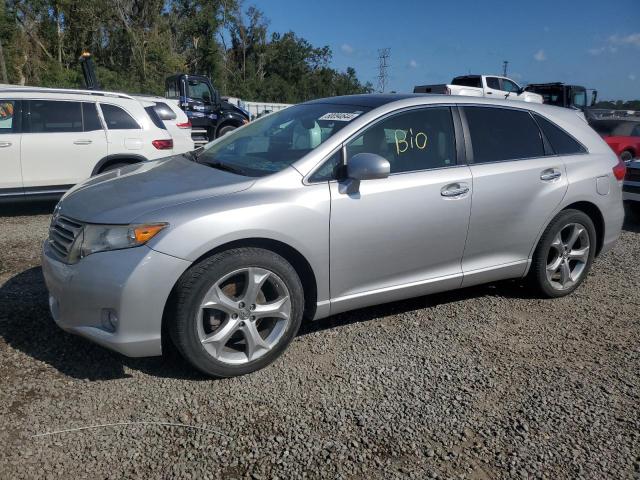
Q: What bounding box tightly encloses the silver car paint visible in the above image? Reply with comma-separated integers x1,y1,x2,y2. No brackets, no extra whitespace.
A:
42,95,624,357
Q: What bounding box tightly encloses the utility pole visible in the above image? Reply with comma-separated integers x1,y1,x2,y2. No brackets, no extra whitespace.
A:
377,48,390,93
502,60,509,77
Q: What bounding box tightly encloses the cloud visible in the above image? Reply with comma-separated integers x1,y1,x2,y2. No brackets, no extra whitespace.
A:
408,59,418,68
588,47,605,56
609,33,640,48
340,43,354,55
630,74,637,81
533,49,546,61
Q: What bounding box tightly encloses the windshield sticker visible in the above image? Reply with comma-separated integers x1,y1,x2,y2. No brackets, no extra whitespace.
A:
319,112,361,122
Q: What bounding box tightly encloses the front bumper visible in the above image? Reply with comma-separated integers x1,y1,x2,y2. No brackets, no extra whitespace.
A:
42,242,190,357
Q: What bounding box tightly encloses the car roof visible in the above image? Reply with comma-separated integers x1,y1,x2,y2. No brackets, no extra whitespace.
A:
304,93,421,109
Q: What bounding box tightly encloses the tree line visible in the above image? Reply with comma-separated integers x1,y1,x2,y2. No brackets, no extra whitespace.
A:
0,0,373,102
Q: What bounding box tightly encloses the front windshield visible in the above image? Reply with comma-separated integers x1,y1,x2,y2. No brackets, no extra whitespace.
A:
197,103,370,177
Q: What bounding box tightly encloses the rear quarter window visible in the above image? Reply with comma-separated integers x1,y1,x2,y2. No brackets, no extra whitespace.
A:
534,114,586,155
100,104,140,130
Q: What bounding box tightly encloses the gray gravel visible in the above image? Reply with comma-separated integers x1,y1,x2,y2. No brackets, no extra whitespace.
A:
0,202,639,479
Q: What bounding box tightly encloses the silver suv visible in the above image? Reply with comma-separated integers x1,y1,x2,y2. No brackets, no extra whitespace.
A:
42,94,625,377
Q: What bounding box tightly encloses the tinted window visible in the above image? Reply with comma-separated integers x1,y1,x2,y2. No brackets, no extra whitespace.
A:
145,106,167,130
153,102,177,121
166,79,179,99
346,107,456,174
29,100,82,133
82,102,102,131
188,80,213,103
486,77,501,90
100,104,140,130
309,150,344,182
452,76,482,88
0,100,16,133
571,90,586,109
464,107,544,163
534,114,585,155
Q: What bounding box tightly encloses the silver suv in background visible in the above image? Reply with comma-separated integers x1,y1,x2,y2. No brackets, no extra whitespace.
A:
42,94,625,377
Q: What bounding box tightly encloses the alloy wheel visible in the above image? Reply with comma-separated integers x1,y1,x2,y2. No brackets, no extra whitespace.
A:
196,267,291,365
545,222,590,291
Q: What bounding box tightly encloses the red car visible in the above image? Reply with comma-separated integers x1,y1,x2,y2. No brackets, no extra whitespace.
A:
590,119,640,162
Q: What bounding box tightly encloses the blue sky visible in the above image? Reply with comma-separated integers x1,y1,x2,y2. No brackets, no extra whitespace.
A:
250,0,640,100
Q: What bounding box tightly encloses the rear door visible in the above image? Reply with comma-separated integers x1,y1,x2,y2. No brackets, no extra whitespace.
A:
21,100,107,188
99,103,146,155
483,77,501,98
459,105,568,285
0,99,23,195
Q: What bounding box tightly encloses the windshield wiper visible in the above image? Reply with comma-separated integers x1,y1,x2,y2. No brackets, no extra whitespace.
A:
201,159,247,176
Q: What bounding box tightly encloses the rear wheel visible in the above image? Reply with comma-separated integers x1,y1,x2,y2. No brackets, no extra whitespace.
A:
169,248,304,377
529,209,596,298
217,124,237,137
620,150,634,163
99,162,131,173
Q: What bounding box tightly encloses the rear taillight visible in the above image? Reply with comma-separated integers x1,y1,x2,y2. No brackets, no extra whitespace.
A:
176,121,191,129
152,139,173,150
612,157,627,181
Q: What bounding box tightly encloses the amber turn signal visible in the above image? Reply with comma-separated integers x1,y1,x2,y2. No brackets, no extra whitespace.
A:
132,224,167,243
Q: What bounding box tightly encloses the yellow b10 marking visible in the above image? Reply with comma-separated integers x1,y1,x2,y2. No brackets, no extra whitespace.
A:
394,129,428,155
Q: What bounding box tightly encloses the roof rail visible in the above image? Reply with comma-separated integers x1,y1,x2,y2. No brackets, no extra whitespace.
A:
0,85,135,100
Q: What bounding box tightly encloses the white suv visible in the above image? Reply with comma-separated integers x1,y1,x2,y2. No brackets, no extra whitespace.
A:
133,94,194,154
0,87,182,201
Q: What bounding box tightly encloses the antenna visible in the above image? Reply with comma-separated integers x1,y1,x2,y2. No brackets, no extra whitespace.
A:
377,48,390,93
502,60,509,77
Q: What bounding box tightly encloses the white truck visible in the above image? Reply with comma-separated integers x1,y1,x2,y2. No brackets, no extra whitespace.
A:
414,75,543,103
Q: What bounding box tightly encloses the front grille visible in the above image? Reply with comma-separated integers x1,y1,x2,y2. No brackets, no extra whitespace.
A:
48,215,84,261
625,167,640,183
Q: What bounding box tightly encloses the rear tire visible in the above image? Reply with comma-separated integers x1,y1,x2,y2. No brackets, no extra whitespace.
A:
620,150,634,163
168,248,304,378
99,162,131,173
529,209,596,298
217,124,237,137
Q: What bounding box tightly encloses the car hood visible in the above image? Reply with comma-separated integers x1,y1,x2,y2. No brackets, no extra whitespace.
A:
59,155,255,224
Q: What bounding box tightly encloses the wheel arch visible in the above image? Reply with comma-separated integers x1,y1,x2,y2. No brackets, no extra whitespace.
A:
161,237,319,349
561,201,605,256
91,154,148,176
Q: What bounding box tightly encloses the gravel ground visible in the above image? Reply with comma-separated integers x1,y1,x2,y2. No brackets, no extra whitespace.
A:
0,202,638,479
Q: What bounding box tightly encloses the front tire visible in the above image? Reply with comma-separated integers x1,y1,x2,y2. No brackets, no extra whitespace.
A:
169,248,304,378
529,209,596,298
217,124,237,137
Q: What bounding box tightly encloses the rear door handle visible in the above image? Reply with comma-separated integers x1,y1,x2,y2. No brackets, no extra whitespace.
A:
441,183,470,198
73,139,93,145
540,168,562,182
0,141,12,148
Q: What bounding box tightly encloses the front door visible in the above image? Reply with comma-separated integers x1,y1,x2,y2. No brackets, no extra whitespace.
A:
460,106,568,285
329,106,472,314
0,99,22,194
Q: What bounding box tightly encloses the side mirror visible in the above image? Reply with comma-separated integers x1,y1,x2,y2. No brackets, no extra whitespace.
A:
339,153,390,194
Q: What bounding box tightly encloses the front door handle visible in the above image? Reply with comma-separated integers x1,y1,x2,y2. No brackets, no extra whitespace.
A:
0,141,12,148
540,168,562,182
73,139,93,145
441,183,470,198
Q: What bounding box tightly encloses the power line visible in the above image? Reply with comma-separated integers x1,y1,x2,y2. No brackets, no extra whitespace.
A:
377,48,390,93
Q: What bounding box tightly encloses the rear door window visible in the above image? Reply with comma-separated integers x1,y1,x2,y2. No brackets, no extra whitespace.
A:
28,100,83,133
100,104,140,130
486,77,501,90
534,114,586,155
463,106,544,163
0,100,17,133
82,102,102,131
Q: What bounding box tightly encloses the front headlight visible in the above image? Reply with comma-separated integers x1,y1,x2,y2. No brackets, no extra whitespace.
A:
68,223,167,262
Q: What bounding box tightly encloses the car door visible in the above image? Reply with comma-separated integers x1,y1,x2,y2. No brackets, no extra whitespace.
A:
99,102,146,155
0,99,23,195
484,76,501,98
459,105,568,286
21,100,107,189
328,106,472,314
500,78,524,101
